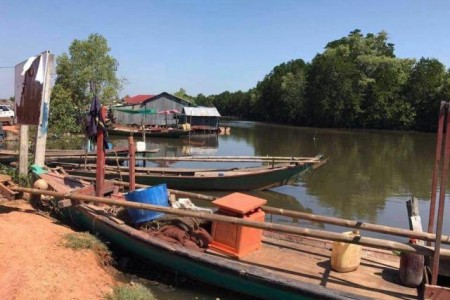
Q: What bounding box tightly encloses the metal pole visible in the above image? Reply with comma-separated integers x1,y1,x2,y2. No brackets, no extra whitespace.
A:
431,102,450,285
428,101,446,245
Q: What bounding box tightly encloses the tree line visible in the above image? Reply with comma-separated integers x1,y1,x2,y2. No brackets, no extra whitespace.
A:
48,30,450,134
195,30,450,132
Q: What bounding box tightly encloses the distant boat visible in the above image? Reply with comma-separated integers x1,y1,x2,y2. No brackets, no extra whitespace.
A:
109,124,189,138
0,148,159,164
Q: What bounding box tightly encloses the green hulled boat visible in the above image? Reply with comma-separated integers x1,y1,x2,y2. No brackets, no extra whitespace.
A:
31,170,416,300
60,161,315,191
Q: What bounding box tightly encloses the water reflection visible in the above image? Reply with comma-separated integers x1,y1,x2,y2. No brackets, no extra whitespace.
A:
225,121,437,223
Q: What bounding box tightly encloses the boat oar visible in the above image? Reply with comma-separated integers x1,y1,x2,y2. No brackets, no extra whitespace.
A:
12,186,450,258
65,174,450,245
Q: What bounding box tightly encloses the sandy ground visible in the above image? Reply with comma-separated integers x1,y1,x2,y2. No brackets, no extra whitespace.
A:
0,199,117,300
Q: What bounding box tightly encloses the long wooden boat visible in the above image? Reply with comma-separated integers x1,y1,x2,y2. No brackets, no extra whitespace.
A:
109,125,189,138
27,170,418,300
56,160,319,191
0,148,159,164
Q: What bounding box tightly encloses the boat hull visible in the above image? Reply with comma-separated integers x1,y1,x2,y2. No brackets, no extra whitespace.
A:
63,205,359,300
65,163,312,191
109,127,189,138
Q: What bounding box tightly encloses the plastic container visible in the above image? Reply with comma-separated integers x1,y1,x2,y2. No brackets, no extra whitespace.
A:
399,239,424,287
125,184,169,223
136,141,146,152
331,231,362,273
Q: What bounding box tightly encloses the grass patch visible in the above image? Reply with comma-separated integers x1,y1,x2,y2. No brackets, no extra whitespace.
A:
61,232,112,265
106,283,157,300
0,164,31,187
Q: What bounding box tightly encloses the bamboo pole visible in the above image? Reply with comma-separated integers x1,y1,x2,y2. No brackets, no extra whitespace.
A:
13,186,450,258
58,163,222,173
58,174,450,245
47,156,324,164
127,156,323,163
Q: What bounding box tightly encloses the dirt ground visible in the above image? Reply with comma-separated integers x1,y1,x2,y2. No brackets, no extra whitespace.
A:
0,199,117,300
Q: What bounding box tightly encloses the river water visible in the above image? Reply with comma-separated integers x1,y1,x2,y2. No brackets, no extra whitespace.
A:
14,121,448,299
115,121,443,240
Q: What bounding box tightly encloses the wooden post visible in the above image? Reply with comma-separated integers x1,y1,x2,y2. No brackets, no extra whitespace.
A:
407,197,424,241
95,106,107,197
428,101,446,245
18,125,29,175
34,52,54,166
432,103,450,285
128,136,136,191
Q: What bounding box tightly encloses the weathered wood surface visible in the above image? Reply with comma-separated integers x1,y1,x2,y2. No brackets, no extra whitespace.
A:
241,234,417,300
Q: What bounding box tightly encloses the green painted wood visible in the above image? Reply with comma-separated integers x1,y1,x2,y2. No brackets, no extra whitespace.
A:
65,163,312,191
60,205,361,300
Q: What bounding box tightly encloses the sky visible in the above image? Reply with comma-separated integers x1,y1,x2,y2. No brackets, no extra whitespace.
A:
1,0,449,99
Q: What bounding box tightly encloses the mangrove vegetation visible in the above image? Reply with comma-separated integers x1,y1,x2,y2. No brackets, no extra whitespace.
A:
195,30,450,132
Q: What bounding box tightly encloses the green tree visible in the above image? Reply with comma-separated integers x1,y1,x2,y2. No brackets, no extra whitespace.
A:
306,30,415,129
404,58,449,131
49,33,122,134
55,33,122,105
48,85,83,135
306,43,363,128
254,59,308,123
174,88,195,103
195,93,212,106
359,56,415,129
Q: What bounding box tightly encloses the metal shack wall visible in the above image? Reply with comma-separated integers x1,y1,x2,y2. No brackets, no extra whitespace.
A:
113,95,191,126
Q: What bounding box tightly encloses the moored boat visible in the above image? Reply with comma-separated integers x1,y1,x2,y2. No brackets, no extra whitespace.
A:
54,160,319,191
22,170,419,300
109,124,189,138
0,148,159,164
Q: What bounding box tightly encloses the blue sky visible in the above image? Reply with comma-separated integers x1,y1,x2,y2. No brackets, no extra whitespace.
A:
1,1,449,99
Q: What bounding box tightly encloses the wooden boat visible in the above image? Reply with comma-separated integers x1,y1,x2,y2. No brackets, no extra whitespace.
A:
54,160,320,191
109,125,189,138
23,170,419,300
0,148,159,164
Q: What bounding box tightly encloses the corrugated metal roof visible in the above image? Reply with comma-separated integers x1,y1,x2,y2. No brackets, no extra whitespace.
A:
183,106,221,117
124,94,155,105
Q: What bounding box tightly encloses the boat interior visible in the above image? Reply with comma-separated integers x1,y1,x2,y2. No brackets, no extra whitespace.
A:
35,169,419,300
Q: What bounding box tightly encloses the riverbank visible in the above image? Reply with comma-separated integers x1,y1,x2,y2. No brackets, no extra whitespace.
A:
0,199,117,300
